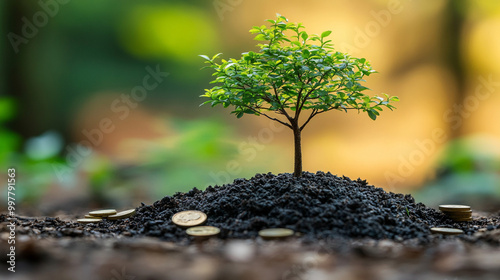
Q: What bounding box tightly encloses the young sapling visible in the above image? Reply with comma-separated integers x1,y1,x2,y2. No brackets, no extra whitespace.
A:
201,14,398,177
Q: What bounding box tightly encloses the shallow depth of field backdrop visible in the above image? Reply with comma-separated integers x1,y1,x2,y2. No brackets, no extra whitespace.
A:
1,0,500,214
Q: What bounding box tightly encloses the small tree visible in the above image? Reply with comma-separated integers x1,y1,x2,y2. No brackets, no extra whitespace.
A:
200,14,398,177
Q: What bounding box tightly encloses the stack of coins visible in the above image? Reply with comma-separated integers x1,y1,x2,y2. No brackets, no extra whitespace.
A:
77,208,136,223
439,205,472,222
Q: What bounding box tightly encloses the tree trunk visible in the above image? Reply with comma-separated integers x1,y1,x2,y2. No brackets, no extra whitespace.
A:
292,125,302,177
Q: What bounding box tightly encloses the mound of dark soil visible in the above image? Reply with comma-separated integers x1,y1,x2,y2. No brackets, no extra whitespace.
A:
123,172,499,243
3,172,499,244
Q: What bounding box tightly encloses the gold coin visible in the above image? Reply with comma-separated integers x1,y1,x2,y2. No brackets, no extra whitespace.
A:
186,226,220,237
444,212,472,218
438,205,471,212
172,210,207,227
258,228,295,239
443,210,472,215
77,218,102,224
88,209,117,217
430,227,464,235
107,209,136,220
84,214,95,218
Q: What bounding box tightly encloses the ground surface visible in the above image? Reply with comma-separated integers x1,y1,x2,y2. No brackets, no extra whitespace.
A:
1,230,500,280
1,172,499,279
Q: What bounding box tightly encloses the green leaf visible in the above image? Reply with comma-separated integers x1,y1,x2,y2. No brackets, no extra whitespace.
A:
199,100,212,107
212,53,222,60
254,34,267,41
249,27,261,34
224,63,236,69
368,110,377,120
199,55,210,61
301,31,308,41
302,49,310,58
321,30,332,38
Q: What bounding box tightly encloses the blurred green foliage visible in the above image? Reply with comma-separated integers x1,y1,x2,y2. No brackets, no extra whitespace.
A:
413,136,500,210
14,0,219,135
119,4,219,65
436,139,500,174
0,97,58,204
0,98,19,164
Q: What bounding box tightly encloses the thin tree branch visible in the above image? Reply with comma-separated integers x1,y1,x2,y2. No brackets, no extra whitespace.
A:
316,105,359,115
297,70,334,113
299,109,317,131
294,87,304,121
299,104,359,131
273,84,293,122
242,105,293,129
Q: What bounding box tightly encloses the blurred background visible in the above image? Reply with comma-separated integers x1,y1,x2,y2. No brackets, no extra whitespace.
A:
1,0,499,214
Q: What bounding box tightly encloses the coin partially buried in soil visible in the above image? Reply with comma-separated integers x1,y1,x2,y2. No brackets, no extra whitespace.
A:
172,210,207,227
430,227,464,235
88,209,117,217
107,209,136,220
258,228,295,240
186,226,220,238
77,218,103,224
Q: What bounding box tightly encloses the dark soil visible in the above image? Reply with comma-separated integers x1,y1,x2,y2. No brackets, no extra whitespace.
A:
3,172,499,245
